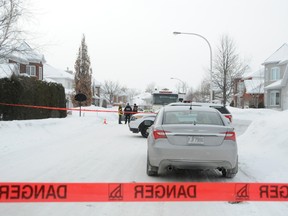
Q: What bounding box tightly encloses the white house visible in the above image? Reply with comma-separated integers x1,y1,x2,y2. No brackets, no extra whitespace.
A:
263,43,288,110
43,64,74,108
92,78,101,106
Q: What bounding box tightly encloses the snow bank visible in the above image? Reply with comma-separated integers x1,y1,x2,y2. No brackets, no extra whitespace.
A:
228,106,279,121
230,107,288,182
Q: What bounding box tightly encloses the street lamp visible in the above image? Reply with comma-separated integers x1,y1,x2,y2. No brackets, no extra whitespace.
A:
171,77,186,102
170,77,186,93
173,31,213,102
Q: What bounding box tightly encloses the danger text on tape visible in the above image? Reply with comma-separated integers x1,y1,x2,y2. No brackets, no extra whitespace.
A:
0,183,288,202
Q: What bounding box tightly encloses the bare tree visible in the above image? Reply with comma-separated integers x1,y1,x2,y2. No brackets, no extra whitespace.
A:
212,35,248,105
101,80,122,105
126,88,141,103
184,87,194,102
194,76,210,102
145,82,156,93
174,81,189,94
0,0,26,60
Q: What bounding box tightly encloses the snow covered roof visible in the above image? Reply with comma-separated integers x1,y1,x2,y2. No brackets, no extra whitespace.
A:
243,68,264,79
132,92,152,105
265,79,283,90
263,43,288,65
0,63,19,78
244,79,264,94
8,42,45,64
44,64,74,80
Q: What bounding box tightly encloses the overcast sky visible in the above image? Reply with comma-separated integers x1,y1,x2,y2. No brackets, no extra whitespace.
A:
26,0,288,92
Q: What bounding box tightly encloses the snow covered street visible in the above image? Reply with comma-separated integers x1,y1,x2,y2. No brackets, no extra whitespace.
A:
0,106,288,215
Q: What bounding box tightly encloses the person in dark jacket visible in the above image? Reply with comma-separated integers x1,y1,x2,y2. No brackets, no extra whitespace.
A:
124,103,132,124
132,104,138,114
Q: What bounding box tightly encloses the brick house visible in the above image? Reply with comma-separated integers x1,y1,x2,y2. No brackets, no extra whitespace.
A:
233,69,264,108
6,42,45,80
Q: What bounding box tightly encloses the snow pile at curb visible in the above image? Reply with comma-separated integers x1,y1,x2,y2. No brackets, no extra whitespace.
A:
237,109,288,181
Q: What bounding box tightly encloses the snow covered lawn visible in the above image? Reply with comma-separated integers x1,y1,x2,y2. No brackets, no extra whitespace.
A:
0,106,288,215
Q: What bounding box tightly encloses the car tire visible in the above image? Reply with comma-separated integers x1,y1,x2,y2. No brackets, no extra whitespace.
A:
222,157,238,178
140,126,149,138
146,157,158,176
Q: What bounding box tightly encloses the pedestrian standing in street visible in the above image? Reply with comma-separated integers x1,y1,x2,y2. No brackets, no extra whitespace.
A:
133,104,138,114
118,104,123,124
124,103,132,124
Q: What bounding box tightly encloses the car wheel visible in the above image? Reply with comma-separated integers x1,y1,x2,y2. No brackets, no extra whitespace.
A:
222,157,238,178
146,157,158,176
140,126,149,138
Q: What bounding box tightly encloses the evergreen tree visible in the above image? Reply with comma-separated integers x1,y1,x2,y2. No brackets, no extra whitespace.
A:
73,34,92,106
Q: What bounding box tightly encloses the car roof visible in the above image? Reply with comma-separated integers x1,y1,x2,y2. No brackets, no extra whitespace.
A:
163,105,219,113
132,112,156,116
167,102,225,107
167,102,231,115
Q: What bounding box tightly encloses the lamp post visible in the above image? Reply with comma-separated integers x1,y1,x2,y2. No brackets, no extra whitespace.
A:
173,31,213,102
171,77,186,102
170,77,186,93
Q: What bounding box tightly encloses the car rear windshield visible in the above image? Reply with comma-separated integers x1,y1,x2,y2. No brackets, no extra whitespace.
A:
163,110,224,126
210,106,230,114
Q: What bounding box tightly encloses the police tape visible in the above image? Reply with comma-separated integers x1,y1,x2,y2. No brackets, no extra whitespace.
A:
0,102,147,115
0,182,288,202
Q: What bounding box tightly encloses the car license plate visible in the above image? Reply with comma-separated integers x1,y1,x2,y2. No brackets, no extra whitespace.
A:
187,136,204,145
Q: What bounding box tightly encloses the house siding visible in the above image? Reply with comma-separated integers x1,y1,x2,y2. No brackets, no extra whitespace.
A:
283,84,288,110
264,63,286,86
264,63,288,111
263,43,288,111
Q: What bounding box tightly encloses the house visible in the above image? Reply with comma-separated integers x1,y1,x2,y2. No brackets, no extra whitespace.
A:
92,79,101,106
263,43,288,110
113,91,128,106
233,69,265,108
43,64,74,108
6,41,45,80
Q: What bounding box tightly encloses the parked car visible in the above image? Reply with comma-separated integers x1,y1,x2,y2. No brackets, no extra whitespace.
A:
146,106,238,177
128,113,156,138
167,102,233,122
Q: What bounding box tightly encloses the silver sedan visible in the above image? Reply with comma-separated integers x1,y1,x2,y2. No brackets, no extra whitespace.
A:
147,106,238,178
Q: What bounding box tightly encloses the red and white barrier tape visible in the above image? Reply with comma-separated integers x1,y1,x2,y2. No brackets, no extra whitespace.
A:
0,182,287,202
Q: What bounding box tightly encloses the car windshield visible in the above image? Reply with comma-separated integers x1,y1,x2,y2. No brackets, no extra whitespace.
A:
163,110,224,125
211,106,230,114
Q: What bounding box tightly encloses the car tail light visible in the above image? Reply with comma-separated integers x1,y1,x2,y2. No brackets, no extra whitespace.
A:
223,131,236,141
153,130,167,140
225,115,232,122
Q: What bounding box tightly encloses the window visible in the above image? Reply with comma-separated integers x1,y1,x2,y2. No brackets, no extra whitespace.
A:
270,67,280,81
163,111,223,125
270,91,280,106
26,65,36,76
